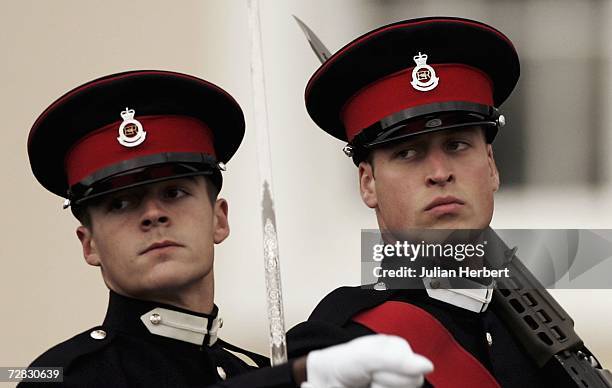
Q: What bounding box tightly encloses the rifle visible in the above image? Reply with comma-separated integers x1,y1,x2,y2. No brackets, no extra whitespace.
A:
496,248,612,387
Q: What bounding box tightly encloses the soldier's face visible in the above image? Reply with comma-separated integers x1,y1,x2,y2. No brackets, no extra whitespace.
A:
358,127,499,231
76,176,229,303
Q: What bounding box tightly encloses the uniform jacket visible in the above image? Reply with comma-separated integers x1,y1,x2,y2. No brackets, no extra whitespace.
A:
20,291,297,388
287,228,585,387
287,285,578,387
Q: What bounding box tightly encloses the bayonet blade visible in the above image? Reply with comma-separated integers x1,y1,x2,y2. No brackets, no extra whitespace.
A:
293,15,332,63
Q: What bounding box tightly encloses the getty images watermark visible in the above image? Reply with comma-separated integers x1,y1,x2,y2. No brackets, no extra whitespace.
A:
371,238,509,279
361,229,612,289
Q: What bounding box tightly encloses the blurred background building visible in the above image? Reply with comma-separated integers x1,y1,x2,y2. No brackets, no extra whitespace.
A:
2,0,612,385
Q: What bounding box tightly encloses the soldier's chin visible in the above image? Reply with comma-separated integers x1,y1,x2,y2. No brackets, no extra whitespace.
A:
426,215,477,230
150,262,211,289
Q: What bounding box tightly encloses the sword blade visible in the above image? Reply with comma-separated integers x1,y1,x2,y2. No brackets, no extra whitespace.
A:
247,0,288,366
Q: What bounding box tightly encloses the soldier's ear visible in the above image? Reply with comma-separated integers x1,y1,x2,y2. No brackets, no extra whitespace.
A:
359,161,378,208
486,145,500,192
76,226,101,267
213,198,230,244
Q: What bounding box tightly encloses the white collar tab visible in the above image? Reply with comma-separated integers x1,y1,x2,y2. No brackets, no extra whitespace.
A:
423,277,495,313
140,307,222,346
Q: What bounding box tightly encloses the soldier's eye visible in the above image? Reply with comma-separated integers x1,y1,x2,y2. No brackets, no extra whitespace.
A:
108,197,134,212
395,148,418,159
447,141,469,152
164,187,188,199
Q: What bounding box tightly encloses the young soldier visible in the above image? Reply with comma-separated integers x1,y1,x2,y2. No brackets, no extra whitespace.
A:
21,70,433,387
288,17,609,387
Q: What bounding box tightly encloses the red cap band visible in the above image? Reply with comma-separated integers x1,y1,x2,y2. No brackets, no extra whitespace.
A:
65,115,216,186
341,64,494,141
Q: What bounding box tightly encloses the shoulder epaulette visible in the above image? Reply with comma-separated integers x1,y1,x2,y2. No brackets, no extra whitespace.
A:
308,286,395,326
28,326,117,372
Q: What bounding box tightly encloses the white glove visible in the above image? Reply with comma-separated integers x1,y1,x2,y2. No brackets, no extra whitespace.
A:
302,334,433,388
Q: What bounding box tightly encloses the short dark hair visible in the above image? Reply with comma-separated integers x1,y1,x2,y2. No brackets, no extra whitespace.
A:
364,151,375,175
72,204,92,229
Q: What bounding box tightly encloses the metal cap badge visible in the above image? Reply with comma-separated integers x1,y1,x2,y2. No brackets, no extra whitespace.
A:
117,108,147,147
410,52,439,92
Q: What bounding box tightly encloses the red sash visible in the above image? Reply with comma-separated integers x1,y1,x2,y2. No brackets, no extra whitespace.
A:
353,301,500,388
